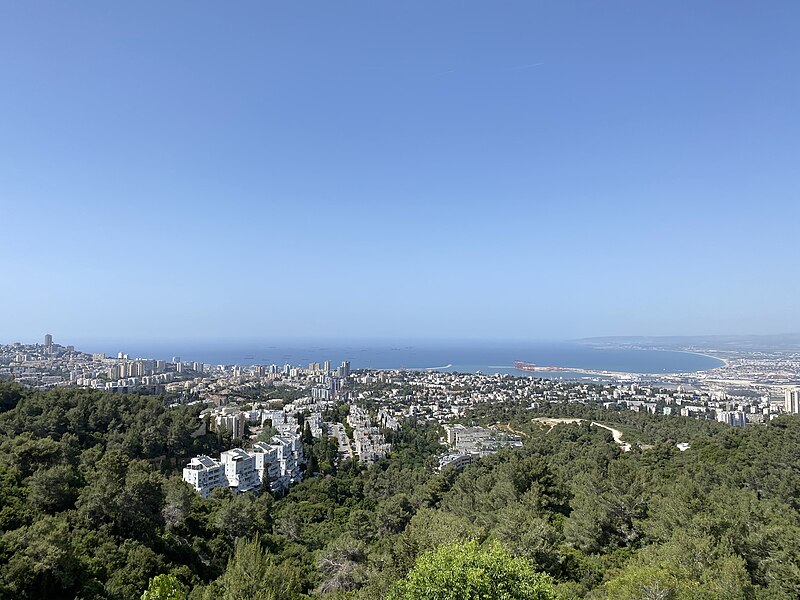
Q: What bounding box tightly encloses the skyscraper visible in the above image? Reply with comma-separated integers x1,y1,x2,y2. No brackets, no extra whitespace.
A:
44,334,52,351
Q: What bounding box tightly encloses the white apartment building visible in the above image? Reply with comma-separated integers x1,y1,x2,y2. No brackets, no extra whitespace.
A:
182,436,305,497
251,441,283,493
182,455,225,498
785,387,800,414
716,410,747,427
215,407,246,439
269,435,303,483
438,452,476,471
220,448,259,494
261,410,299,435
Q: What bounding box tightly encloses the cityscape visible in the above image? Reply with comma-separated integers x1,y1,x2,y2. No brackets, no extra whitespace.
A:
3,2,799,598
4,333,800,503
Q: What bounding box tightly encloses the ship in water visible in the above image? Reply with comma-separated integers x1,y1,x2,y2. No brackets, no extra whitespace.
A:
514,360,537,372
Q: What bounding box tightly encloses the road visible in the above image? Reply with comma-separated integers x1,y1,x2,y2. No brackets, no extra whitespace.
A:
328,422,353,459
532,417,631,452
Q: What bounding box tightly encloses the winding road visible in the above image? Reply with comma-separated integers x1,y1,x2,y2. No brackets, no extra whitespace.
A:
533,417,632,452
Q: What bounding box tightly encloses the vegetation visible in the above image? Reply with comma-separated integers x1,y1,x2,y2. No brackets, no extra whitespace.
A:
387,541,557,600
1,381,800,599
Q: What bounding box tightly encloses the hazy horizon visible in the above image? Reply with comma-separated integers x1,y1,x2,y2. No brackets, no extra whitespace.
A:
8,331,800,352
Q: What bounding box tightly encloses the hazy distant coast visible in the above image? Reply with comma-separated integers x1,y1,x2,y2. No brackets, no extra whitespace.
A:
578,333,800,353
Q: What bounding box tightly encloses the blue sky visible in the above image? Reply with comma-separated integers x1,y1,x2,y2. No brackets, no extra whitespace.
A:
1,1,798,345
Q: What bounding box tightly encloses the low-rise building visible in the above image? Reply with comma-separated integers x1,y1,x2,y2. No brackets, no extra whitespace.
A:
438,452,476,471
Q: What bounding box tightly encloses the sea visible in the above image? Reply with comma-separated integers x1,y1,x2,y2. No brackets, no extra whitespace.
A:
89,341,724,379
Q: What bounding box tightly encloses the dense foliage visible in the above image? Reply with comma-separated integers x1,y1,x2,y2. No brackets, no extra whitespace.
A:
387,541,557,600
1,382,800,599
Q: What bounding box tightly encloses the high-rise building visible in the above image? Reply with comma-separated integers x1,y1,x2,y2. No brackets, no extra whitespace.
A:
323,360,330,373
785,388,800,414
716,410,747,427
44,334,53,349
339,361,351,378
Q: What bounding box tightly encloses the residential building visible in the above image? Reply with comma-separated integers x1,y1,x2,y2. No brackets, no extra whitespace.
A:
220,448,259,493
785,387,800,414
183,455,225,498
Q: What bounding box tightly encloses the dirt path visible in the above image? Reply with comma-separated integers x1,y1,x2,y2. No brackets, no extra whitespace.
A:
532,417,631,452
490,423,528,438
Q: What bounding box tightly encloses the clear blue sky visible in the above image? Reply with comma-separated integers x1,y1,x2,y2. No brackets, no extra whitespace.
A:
1,1,798,345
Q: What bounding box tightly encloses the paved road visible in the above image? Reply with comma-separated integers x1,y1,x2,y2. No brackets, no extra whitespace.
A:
328,422,353,459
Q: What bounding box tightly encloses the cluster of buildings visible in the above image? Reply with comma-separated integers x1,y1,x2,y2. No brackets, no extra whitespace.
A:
198,403,326,441
181,404,396,497
345,367,800,431
691,351,800,388
10,337,800,499
438,424,523,470
181,379,396,496
0,336,358,399
183,436,304,497
0,337,204,393
346,406,393,465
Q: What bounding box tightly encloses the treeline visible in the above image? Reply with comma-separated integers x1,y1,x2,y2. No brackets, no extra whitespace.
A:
2,382,800,598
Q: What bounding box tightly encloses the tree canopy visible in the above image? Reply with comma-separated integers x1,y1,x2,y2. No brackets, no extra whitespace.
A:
2,381,800,598
388,541,557,600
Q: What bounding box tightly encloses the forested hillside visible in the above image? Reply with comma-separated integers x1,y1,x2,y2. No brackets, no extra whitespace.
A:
1,382,799,599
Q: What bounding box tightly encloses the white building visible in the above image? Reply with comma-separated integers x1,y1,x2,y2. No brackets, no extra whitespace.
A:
215,407,246,439
438,452,476,471
269,435,304,484
716,410,747,427
183,435,306,497
220,448,259,494
785,387,800,414
251,441,282,493
182,455,225,498
377,408,400,430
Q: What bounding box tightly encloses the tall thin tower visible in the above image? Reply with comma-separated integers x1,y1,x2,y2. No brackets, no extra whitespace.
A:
785,388,800,414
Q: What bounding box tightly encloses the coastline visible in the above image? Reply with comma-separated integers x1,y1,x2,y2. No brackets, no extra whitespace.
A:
574,343,728,371
679,350,729,368
493,349,727,379
84,341,725,377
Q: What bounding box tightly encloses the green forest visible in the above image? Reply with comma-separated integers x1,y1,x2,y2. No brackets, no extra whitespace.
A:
1,381,800,599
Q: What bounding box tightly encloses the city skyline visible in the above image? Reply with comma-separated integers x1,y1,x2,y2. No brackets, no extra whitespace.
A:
2,2,799,342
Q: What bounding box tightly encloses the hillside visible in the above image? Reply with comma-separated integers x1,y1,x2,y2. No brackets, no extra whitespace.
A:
1,382,799,599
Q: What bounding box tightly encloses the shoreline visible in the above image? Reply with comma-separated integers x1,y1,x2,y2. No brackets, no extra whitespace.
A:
65,341,728,376
432,348,726,379
679,350,729,368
